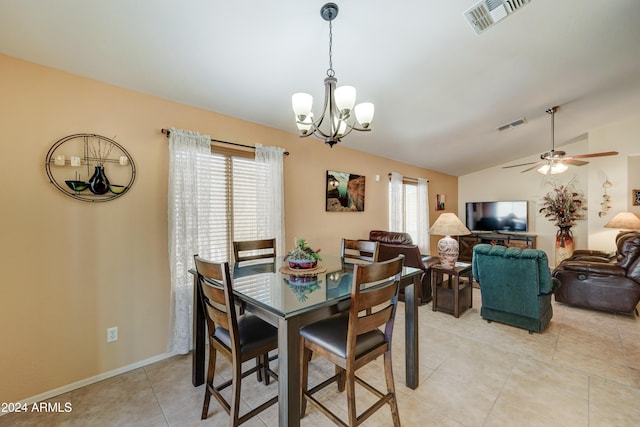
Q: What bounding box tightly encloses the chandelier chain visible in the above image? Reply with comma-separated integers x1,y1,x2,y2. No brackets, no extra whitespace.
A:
327,20,335,77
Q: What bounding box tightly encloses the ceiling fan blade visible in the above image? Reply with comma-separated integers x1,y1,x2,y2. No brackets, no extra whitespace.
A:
503,161,537,169
569,151,619,159
521,162,546,173
563,159,589,166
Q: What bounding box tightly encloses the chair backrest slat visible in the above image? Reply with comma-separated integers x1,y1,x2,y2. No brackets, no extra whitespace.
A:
194,255,240,351
233,239,276,263
347,255,404,351
341,238,380,263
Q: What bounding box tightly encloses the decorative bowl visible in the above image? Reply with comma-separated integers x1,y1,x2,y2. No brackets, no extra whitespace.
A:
109,184,127,194
288,259,317,269
65,180,89,192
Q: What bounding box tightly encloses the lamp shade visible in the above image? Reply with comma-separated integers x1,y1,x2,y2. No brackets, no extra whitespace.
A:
604,212,640,230
429,213,471,237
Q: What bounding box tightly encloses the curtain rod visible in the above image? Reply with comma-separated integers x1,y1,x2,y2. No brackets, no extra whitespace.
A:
161,129,289,156
387,173,429,183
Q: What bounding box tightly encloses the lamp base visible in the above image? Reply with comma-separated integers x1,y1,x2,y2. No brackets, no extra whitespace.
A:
437,235,459,269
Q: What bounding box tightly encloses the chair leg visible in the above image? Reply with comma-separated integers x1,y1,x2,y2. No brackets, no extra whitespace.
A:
346,368,357,427
384,351,401,427
262,352,270,385
335,366,346,392
201,347,217,420
256,355,263,383
300,340,310,417
230,357,242,427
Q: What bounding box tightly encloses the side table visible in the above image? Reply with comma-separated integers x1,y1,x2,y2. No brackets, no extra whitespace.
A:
431,263,473,318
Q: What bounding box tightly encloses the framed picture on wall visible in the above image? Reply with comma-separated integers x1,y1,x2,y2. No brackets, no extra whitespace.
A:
436,194,445,211
326,170,365,212
633,189,640,206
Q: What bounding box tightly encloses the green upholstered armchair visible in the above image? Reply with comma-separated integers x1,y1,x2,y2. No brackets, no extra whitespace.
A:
472,244,560,333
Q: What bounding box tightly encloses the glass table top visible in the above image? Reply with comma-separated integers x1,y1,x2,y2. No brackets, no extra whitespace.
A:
230,254,421,318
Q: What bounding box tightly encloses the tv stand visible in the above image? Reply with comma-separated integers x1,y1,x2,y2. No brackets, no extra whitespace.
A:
458,232,537,262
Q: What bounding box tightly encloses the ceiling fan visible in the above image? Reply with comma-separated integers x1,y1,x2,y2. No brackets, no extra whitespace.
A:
503,106,618,174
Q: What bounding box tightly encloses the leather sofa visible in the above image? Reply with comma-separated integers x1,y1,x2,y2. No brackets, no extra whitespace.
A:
368,230,439,305
472,244,560,333
552,231,640,315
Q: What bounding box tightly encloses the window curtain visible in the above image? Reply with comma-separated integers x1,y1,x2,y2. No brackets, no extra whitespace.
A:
255,144,286,256
417,178,431,254
389,172,403,232
167,128,214,354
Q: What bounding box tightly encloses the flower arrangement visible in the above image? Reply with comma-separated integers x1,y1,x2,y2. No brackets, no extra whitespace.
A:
539,180,587,227
285,238,322,269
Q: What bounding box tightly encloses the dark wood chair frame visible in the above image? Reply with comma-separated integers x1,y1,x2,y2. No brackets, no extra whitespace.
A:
232,238,276,263
300,255,404,427
194,255,278,426
340,239,380,263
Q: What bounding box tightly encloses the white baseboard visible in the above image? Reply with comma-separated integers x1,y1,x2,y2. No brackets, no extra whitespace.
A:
2,351,179,415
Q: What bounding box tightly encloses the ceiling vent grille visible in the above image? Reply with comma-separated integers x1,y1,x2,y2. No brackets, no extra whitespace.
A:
464,0,531,34
498,117,528,132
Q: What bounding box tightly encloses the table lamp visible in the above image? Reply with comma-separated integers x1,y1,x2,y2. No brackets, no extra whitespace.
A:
429,212,471,269
604,212,640,230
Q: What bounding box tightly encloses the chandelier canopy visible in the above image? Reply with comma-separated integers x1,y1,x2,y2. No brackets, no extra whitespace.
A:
292,3,374,147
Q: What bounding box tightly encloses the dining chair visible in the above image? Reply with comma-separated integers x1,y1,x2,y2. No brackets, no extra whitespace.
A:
299,255,404,427
193,255,278,425
232,238,276,263
340,238,379,263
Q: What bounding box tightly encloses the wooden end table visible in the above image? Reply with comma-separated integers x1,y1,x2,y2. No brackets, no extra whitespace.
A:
431,263,473,318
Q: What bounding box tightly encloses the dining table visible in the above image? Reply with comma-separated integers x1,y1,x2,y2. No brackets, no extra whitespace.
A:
190,254,422,427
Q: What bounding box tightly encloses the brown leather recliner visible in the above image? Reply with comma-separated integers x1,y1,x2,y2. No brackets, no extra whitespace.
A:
369,230,439,305
552,231,640,315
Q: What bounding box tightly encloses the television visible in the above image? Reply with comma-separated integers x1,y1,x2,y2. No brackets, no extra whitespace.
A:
465,200,528,232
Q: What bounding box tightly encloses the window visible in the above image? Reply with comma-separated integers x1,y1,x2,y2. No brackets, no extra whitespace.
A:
207,148,269,262
389,180,418,242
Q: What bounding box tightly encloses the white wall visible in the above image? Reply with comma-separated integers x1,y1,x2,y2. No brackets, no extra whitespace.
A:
460,114,640,259
586,116,640,249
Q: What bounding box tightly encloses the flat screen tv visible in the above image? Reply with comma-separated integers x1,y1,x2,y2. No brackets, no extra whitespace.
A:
465,200,528,232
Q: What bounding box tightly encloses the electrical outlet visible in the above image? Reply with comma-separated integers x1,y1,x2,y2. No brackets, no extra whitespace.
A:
107,326,118,343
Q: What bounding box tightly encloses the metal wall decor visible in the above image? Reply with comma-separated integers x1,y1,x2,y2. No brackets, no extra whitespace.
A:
45,133,136,202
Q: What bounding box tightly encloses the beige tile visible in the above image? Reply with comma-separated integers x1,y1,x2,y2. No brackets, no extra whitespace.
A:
11,298,640,426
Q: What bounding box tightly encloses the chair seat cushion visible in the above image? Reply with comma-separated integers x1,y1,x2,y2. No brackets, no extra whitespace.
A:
300,314,385,358
214,314,277,354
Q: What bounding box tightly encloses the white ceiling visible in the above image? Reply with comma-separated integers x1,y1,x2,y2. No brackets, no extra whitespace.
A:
2,0,640,176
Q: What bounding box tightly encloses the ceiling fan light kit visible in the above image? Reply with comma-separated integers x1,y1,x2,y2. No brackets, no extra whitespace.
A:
291,3,374,147
503,105,619,174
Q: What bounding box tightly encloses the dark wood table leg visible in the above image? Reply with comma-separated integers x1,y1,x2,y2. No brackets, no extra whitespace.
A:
404,275,419,389
431,269,438,312
192,273,205,387
277,316,302,427
453,272,460,318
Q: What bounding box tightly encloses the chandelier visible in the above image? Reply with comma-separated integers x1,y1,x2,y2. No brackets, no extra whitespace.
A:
292,3,374,147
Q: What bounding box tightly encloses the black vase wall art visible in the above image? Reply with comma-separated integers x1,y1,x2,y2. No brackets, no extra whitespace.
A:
88,165,110,194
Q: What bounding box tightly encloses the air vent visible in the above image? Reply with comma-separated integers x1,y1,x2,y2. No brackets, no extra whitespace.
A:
464,0,531,34
498,117,528,132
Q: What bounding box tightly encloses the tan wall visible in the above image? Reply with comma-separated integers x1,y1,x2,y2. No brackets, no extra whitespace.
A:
0,54,457,402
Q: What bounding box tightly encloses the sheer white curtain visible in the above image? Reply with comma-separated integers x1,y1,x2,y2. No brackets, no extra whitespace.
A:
389,172,404,232
255,144,285,256
167,128,214,354
417,178,431,254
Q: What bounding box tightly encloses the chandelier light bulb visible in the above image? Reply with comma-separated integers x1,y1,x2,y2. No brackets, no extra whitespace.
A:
334,85,356,115
296,113,314,134
354,102,374,128
292,93,313,119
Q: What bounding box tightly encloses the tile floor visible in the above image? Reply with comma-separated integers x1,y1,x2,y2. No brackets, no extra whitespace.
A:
2,291,639,426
